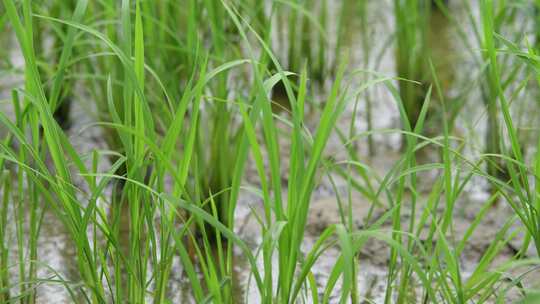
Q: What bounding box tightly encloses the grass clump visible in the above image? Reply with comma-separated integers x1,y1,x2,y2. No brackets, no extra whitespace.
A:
394,0,431,130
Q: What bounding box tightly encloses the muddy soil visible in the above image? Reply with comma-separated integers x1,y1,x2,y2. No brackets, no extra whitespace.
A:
1,0,540,303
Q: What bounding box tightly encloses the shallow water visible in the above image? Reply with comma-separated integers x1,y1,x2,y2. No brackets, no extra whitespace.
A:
1,1,540,303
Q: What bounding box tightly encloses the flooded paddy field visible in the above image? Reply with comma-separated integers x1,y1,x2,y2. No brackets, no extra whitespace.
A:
1,0,540,303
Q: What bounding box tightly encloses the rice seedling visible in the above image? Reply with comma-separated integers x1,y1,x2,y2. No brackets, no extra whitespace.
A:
356,0,376,156
393,0,457,136
457,0,529,181
393,0,431,131
479,0,508,179
487,5,540,257
1,0,540,303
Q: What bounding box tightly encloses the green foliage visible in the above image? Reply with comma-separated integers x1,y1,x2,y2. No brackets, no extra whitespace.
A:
0,0,539,303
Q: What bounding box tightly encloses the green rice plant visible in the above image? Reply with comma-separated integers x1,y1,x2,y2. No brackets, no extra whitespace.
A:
196,4,376,300
272,0,318,76
275,0,325,78
24,1,246,257
393,1,455,135
0,1,267,302
264,0,330,113
484,2,540,257
458,0,526,180
357,0,376,156
215,5,523,303
26,0,86,130
394,0,431,130
429,0,527,179
128,1,387,301
2,2,104,302
339,74,538,303
192,1,242,235
480,0,507,179
334,0,357,72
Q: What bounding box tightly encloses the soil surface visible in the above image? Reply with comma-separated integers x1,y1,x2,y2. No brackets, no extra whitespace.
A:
1,1,540,303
